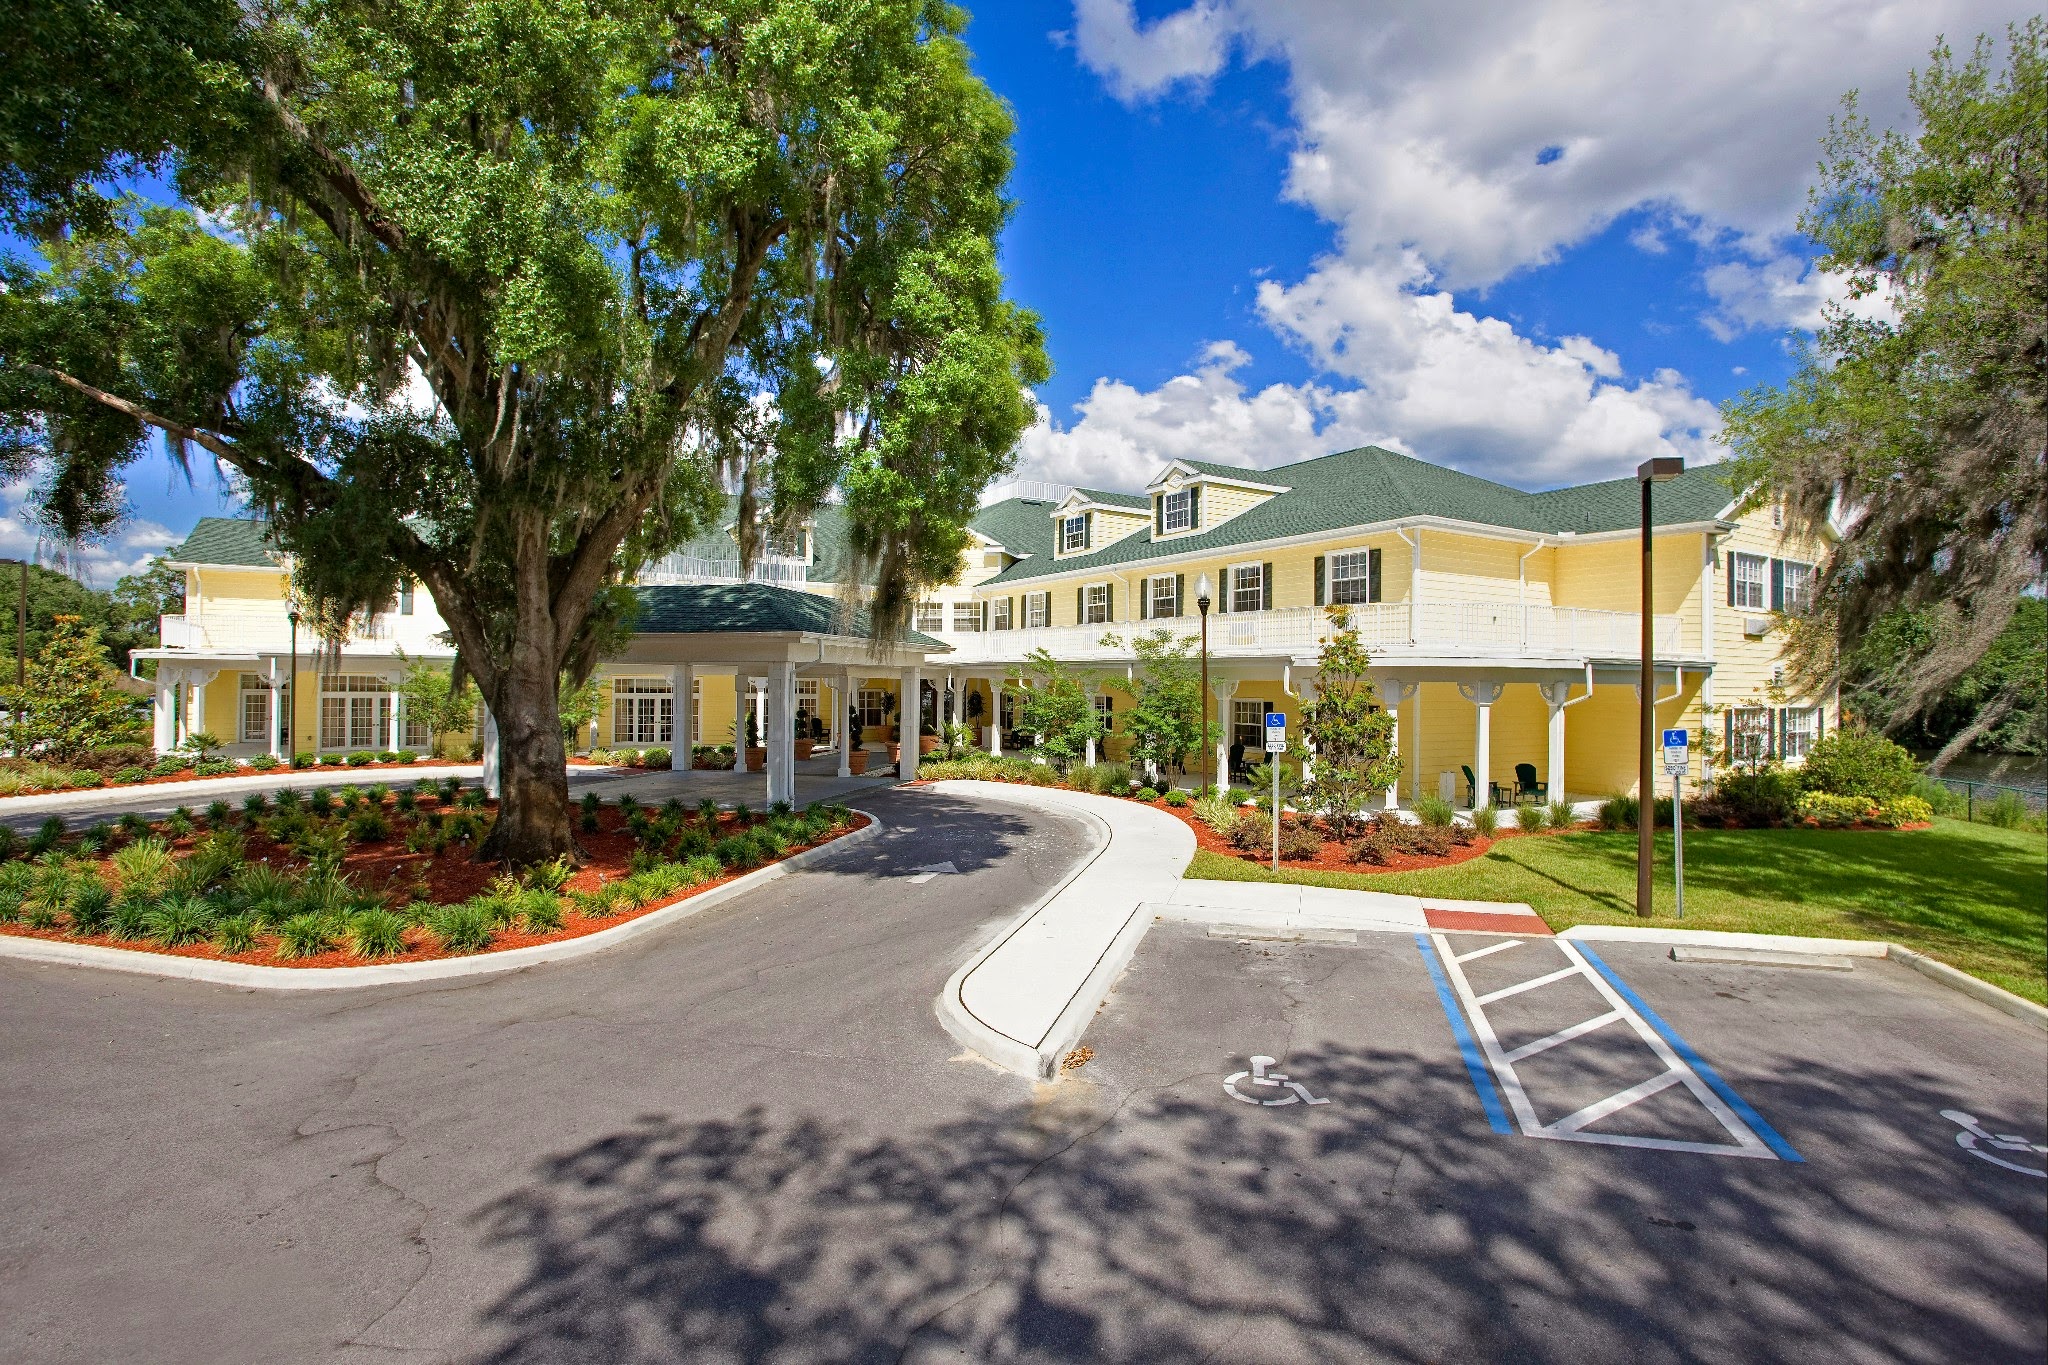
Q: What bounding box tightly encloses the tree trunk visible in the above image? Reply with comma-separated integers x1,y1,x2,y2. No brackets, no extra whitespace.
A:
478,650,576,865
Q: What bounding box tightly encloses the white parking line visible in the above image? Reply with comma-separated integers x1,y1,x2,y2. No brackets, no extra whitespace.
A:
1430,933,1798,1160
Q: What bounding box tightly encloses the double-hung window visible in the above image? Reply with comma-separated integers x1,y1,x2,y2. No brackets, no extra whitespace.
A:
1160,488,1193,533
1778,560,1815,616
397,579,415,615
1231,699,1270,751
1782,707,1820,760
1730,707,1773,763
1082,583,1112,625
1093,694,1115,731
1731,553,1769,610
1230,563,1266,614
612,678,672,746
1060,514,1089,553
1327,550,1374,605
992,597,1014,631
914,600,945,634
238,673,271,744
856,688,891,730
1025,591,1050,628
1148,574,1180,619
952,602,982,633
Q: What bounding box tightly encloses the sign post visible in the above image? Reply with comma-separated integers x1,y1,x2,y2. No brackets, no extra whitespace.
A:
1265,712,1287,871
1662,728,1689,920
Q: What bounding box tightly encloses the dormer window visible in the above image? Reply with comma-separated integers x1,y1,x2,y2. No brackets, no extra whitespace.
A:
1060,514,1089,553
1160,487,1195,534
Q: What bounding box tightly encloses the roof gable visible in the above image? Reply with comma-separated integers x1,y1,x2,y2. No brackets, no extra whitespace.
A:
168,517,278,569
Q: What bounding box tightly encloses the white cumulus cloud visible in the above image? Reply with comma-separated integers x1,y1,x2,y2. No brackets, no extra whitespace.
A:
1067,0,1235,103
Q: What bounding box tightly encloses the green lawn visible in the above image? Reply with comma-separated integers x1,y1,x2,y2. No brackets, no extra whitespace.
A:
1187,818,2048,1004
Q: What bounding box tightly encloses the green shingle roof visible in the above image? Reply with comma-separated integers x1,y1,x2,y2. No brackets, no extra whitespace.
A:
1073,487,1150,510
631,583,945,648
980,447,1739,585
168,517,278,568
969,498,1058,560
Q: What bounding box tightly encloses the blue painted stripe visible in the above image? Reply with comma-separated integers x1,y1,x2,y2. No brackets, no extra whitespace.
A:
1415,933,1513,1135
1576,943,1803,1163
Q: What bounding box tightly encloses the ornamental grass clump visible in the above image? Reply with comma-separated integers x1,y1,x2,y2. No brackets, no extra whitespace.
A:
1471,805,1500,838
21,864,74,929
518,896,565,933
1546,799,1576,831
276,913,336,959
204,799,235,829
212,913,258,955
67,880,114,936
427,904,495,952
110,837,173,899
146,895,215,947
345,909,408,959
107,894,153,941
242,791,270,817
1412,795,1456,829
1192,792,1241,837
28,816,66,857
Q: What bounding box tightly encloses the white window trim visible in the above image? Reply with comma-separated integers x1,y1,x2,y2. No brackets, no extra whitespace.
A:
856,688,891,730
1082,582,1112,625
1780,559,1816,617
1160,487,1193,534
1060,514,1088,553
1732,552,1768,611
1025,591,1051,629
913,600,945,634
1228,561,1266,614
1782,706,1820,761
1327,549,1373,606
1730,707,1773,763
951,601,982,632
238,674,271,744
1147,573,1178,618
992,597,1014,631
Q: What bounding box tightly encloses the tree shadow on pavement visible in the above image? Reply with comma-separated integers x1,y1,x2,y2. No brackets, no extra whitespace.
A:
458,1042,2046,1364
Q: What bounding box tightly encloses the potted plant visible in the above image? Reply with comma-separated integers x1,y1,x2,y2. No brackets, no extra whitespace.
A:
845,704,869,774
743,710,766,773
966,689,985,743
885,693,902,765
846,746,869,775
918,721,940,756
793,708,815,761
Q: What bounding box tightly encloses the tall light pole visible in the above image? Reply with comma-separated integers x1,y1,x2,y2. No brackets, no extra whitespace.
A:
287,609,299,756
1637,456,1683,917
1196,572,1213,794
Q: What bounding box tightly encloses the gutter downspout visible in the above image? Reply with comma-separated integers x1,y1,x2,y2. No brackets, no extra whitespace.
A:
1517,542,1542,651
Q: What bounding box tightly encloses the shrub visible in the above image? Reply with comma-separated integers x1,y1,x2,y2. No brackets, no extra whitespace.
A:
151,756,190,777
275,912,335,958
205,798,235,829
1872,794,1936,828
1347,823,1399,865
439,775,463,801
1798,730,1918,801
346,809,390,843
518,895,565,933
28,816,67,857
1545,799,1577,831
292,752,317,768
213,913,258,955
643,748,671,768
1412,824,1456,856
241,791,270,818
1192,792,1241,836
75,822,112,854
334,784,362,808
192,758,238,776
146,895,216,947
1135,787,1160,801
394,790,418,815
1228,809,1273,853
71,769,107,787
108,894,153,940
248,753,279,771
21,865,73,928
345,909,408,959
428,903,494,953
1277,815,1323,860
377,750,400,763
1471,805,1500,838
1517,802,1552,833
1797,791,1878,827
305,788,335,817
1909,777,1965,817
68,881,113,936
456,786,486,810
1706,765,1800,827
1598,794,1638,831
347,751,376,767
272,786,302,811
116,765,148,784
1412,794,1456,829
1163,789,1189,808
110,837,174,897
1981,790,2032,829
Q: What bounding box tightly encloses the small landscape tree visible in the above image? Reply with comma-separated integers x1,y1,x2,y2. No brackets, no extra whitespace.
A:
1298,608,1403,837
9,615,138,762
396,655,477,758
1005,649,1103,771
1117,629,1206,781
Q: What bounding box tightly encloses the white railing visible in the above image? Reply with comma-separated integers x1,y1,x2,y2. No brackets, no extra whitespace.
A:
932,601,1686,666
634,553,811,587
155,610,433,655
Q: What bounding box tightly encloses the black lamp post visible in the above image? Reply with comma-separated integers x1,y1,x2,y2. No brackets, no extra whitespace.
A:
1196,572,1213,794
287,609,299,755
1636,456,1683,917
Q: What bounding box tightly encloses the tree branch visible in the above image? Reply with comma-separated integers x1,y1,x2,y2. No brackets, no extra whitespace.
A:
33,365,241,464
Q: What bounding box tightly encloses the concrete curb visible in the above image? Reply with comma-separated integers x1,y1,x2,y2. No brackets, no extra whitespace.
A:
1888,945,2048,1033
0,810,882,991
1560,925,2047,1033
931,781,1195,1080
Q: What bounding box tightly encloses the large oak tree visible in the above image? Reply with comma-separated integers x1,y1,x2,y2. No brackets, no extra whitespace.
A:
0,0,1046,861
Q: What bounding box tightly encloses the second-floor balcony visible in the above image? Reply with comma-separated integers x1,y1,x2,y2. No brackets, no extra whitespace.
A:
930,601,1690,667
634,553,811,587
157,609,446,656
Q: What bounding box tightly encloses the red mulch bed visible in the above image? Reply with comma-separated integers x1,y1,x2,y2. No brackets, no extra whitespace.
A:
0,797,867,969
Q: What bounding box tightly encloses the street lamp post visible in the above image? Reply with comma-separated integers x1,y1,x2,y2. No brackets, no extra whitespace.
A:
287,610,299,757
1196,573,1213,794
1636,456,1683,917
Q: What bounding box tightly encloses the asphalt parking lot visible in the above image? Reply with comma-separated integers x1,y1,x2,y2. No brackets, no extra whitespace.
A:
1079,921,2048,1362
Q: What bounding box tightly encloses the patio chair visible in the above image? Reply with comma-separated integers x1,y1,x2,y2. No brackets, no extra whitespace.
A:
1461,765,1478,807
1515,763,1547,803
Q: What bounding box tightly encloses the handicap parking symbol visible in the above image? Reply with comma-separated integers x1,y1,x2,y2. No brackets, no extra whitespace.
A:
1224,1055,1330,1107
1943,1110,2048,1178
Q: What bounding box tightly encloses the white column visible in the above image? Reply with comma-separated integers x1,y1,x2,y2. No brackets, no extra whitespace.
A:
989,679,1003,755
387,679,403,752
670,663,693,772
899,665,922,779
837,667,855,778
481,707,501,798
733,671,750,753
153,666,182,755
766,661,794,806
1211,678,1239,789
1295,678,1317,786
1458,681,1505,808
1540,680,1573,805
267,662,285,760
1378,679,1417,809
949,673,963,732
183,669,218,745
1083,683,1098,767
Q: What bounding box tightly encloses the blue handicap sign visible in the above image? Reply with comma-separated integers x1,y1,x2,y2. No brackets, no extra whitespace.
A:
1266,712,1286,730
1662,728,1687,748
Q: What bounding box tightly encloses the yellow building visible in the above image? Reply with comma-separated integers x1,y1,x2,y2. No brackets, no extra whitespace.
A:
137,445,1832,807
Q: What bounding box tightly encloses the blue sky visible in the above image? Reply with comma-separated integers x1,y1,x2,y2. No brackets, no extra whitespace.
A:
11,0,2027,581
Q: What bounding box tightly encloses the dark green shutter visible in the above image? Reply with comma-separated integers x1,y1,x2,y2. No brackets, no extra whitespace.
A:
1138,579,1149,619
1368,547,1383,602
1154,497,1164,536
1188,485,1201,530
1727,552,1737,606
1105,583,1114,620
1724,710,1732,757
1084,513,1093,549
1216,569,1228,613
1314,556,1325,606
1262,562,1275,610
1174,573,1184,617
1075,587,1084,623
1770,560,1785,611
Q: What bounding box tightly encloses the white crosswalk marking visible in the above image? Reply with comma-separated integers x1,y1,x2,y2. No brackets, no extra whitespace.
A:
1431,933,1789,1159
